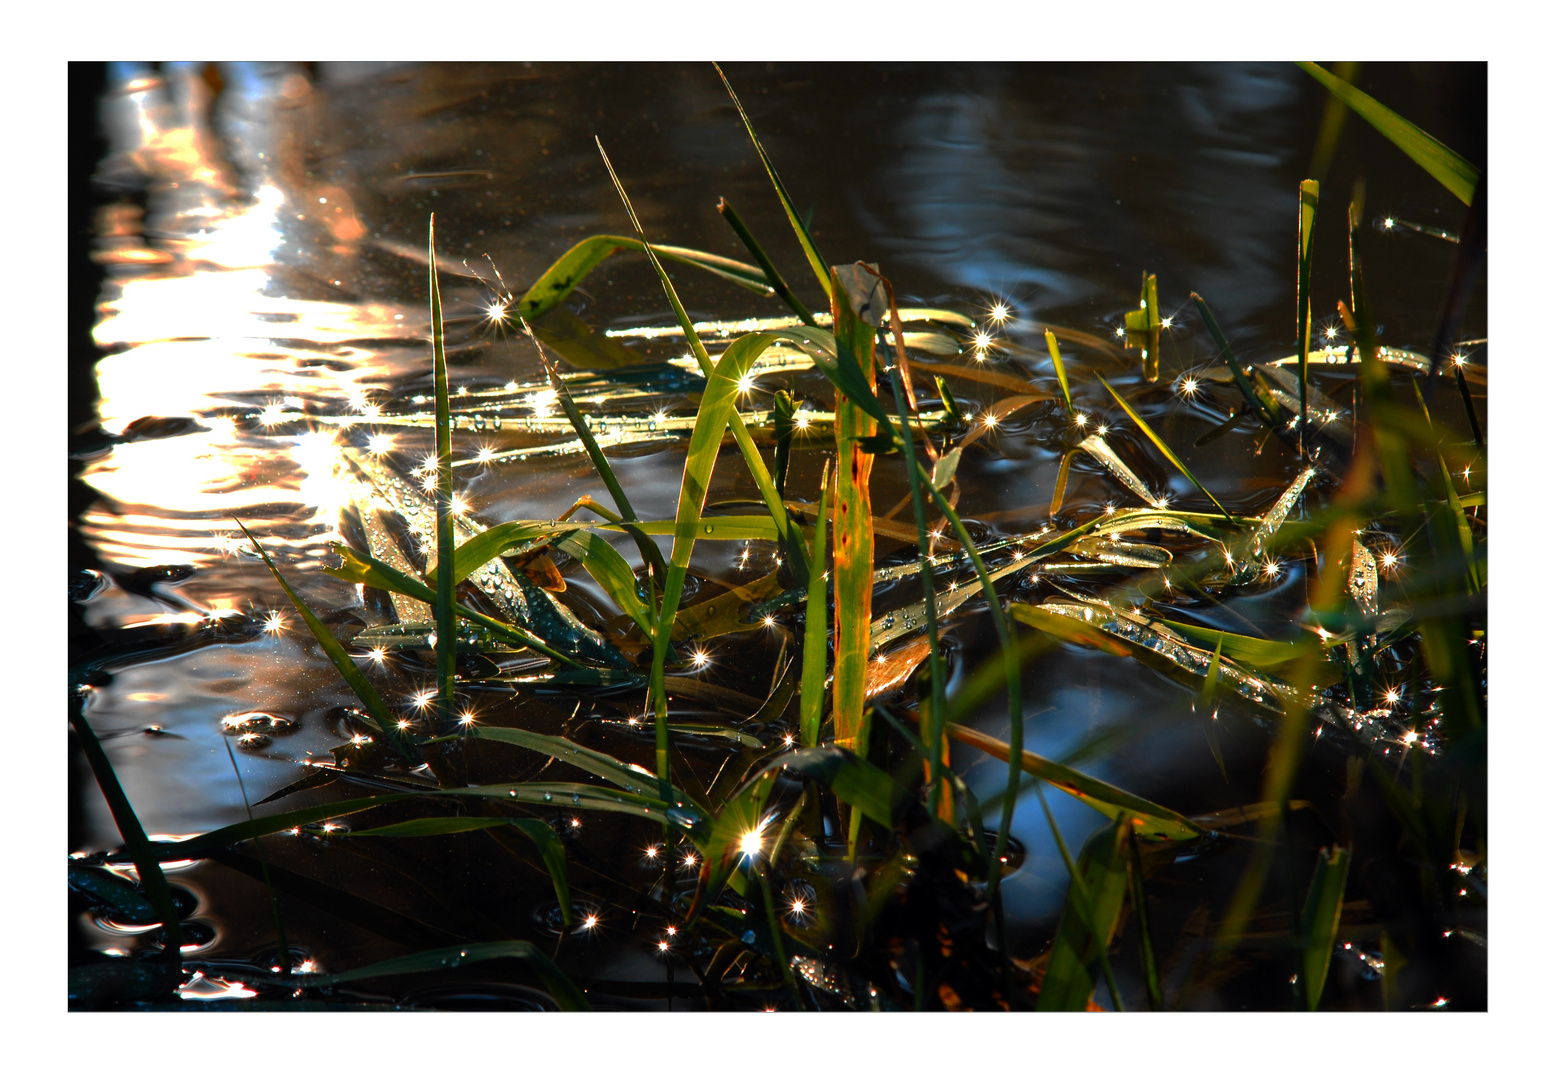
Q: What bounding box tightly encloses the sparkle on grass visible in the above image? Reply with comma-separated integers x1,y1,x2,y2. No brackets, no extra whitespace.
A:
1380,550,1401,571
644,845,660,862
657,940,670,953
1095,423,1108,437
972,329,993,351
989,301,1010,324
1160,316,1174,329
1383,217,1395,229
783,732,795,747
739,829,763,859
486,300,508,323
762,615,777,628
1157,495,1171,509
259,401,285,427
1404,730,1418,746
262,611,284,634
651,409,668,427
790,897,807,916
1114,325,1126,339
366,433,394,455
459,711,477,726
1262,559,1282,580
1074,412,1088,429
411,689,434,712
475,444,496,465
1452,353,1468,368
690,648,711,670
983,411,999,429
420,453,439,475
450,493,470,516
794,411,811,431
1179,376,1199,399
582,913,599,931
1384,687,1401,705
1324,326,1339,341
682,852,698,868
570,817,581,829
367,647,387,665
1104,503,1116,515
666,925,677,937
736,373,756,395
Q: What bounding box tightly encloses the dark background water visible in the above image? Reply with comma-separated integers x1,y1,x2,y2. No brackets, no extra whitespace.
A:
67,61,1486,1009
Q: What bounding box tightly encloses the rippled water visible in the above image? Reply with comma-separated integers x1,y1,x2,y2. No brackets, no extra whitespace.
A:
69,61,1485,1008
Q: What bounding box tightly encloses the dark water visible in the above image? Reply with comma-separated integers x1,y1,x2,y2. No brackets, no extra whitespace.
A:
69,62,1485,1009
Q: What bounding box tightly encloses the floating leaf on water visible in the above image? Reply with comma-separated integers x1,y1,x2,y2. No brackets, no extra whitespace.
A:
863,636,935,701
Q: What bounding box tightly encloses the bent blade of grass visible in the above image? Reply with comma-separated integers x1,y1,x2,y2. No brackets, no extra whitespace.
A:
1096,373,1236,524
238,523,419,764
429,217,457,728
1299,844,1352,1010
259,940,588,1011
516,234,771,323
943,719,1202,843
70,711,185,969
1037,814,1133,1011
1126,826,1164,1010
554,529,655,637
1297,179,1319,452
717,198,819,326
1297,62,1478,204
714,62,832,300
800,459,832,748
324,543,582,668
1191,292,1284,432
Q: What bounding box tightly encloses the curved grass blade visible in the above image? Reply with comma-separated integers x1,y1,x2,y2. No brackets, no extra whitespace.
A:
772,389,797,498
943,719,1202,843
347,816,572,925
717,198,819,326
238,523,420,763
1096,373,1236,523
714,63,832,300
257,941,588,1011
1050,449,1074,517
555,529,654,636
1297,62,1478,204
516,234,771,322
446,727,700,812
800,460,832,747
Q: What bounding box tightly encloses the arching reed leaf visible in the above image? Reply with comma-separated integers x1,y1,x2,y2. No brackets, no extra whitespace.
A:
1037,815,1133,1011
1297,62,1478,204
717,198,818,326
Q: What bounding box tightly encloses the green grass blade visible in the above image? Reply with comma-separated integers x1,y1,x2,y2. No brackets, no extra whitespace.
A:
717,198,819,326
1037,814,1133,1011
70,711,185,969
555,529,655,637
259,941,588,1011
714,63,832,300
238,523,420,763
1297,62,1478,204
1050,449,1074,517
323,542,582,668
800,460,832,748
772,389,796,499
943,718,1202,843
1299,845,1352,1010
597,138,809,582
429,217,457,728
516,234,771,323
1096,373,1236,523
1297,179,1319,452
1046,329,1075,417
449,727,701,812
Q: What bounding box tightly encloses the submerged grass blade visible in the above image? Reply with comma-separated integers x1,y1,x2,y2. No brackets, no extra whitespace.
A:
1297,62,1478,204
258,941,588,1011
1096,373,1236,523
238,523,420,763
70,711,184,970
1191,292,1284,432
714,63,832,300
1037,814,1132,1011
1299,845,1352,1010
800,460,832,748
